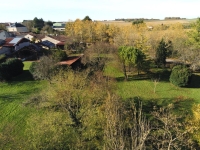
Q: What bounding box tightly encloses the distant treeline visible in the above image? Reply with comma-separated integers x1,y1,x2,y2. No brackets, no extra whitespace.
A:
115,17,187,22
164,17,186,20
115,18,160,22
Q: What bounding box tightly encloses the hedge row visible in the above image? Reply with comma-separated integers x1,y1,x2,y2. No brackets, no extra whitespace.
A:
0,58,24,81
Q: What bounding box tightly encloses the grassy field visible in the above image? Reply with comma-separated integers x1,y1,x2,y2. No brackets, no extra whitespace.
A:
0,61,47,142
104,58,200,114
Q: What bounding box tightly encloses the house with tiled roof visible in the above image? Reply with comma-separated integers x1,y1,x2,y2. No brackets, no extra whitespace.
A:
6,23,28,33
41,35,67,49
24,33,45,43
0,37,30,55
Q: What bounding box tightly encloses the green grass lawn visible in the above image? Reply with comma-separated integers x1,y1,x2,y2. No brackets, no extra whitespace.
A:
117,78,200,101
0,61,47,142
105,58,200,114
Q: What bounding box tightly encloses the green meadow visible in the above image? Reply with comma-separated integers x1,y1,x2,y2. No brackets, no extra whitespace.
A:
105,59,200,113
0,61,47,141
1,59,200,146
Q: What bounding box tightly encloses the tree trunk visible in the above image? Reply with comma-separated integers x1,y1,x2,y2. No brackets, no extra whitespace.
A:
123,63,128,81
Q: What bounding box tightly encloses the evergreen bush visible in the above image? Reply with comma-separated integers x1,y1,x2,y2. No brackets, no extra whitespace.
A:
169,65,192,87
0,58,24,81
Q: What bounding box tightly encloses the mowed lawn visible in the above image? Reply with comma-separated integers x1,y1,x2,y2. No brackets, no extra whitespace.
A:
105,60,200,105
0,61,47,138
117,79,200,101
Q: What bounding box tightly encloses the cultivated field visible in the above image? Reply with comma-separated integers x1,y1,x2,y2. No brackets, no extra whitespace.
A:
100,19,197,26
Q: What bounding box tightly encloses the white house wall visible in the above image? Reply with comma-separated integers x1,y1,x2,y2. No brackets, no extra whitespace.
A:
7,27,28,32
24,34,34,40
53,28,65,31
0,31,10,40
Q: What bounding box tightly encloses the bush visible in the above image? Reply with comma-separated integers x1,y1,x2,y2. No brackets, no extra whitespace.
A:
29,61,37,75
0,58,24,81
169,65,192,87
29,56,61,80
51,50,68,61
0,54,7,64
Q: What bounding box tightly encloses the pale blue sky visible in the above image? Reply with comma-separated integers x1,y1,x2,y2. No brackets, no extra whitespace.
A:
1,0,199,22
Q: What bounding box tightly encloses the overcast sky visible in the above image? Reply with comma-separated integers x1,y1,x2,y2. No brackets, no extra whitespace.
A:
1,0,199,22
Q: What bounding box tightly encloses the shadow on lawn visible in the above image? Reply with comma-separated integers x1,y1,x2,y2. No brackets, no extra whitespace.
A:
187,74,200,88
0,94,18,102
0,86,41,102
149,69,171,82
126,96,195,116
116,74,150,82
12,70,34,82
116,70,171,82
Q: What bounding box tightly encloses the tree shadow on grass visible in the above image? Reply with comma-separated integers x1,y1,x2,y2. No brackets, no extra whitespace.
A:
126,96,195,117
115,69,172,82
0,94,18,102
116,74,150,82
148,69,171,82
187,74,200,88
0,87,41,103
11,70,34,82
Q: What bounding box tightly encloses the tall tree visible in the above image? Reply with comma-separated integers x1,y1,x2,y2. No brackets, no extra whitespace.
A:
155,39,167,67
118,46,130,80
82,16,92,21
33,17,44,30
83,42,116,72
184,18,200,70
45,20,53,26
22,20,33,31
187,18,200,49
118,46,146,80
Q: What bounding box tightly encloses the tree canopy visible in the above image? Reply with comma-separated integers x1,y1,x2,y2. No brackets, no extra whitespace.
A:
82,15,92,21
33,17,45,30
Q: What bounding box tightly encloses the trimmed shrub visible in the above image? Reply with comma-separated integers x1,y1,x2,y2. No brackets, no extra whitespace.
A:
169,65,192,87
0,58,24,81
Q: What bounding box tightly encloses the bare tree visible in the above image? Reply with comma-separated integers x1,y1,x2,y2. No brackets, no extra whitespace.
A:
149,104,194,150
104,92,125,150
82,42,116,72
104,95,151,150
151,76,160,93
